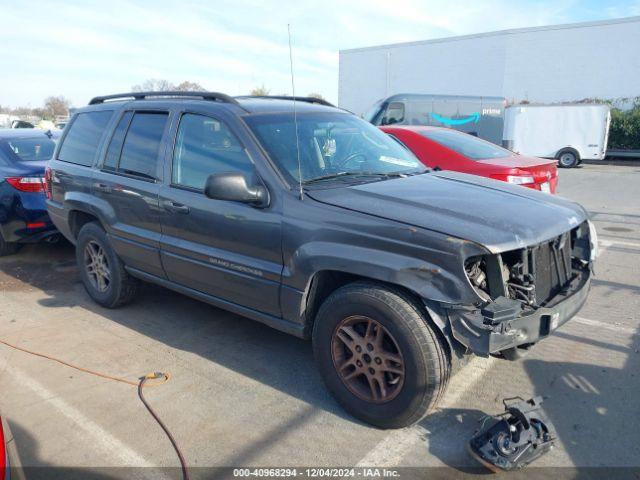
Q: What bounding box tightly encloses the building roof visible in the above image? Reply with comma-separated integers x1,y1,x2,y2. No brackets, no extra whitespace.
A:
341,15,640,54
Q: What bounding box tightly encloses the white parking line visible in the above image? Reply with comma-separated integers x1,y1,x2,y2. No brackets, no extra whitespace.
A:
355,356,496,467
573,316,636,335
599,238,640,249
0,354,161,471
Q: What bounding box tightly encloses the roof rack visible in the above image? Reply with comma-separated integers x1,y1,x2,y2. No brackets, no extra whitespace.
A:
238,95,336,108
88,91,240,106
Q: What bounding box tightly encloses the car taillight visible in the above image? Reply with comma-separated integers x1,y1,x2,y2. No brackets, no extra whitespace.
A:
505,175,535,185
6,176,46,193
44,167,53,199
490,173,535,185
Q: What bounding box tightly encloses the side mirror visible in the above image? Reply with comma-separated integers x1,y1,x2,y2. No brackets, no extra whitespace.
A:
204,171,269,207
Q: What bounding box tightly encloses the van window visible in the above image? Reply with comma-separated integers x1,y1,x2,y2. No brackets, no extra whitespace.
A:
172,113,253,190
57,111,113,166
103,111,133,170
381,102,405,125
118,112,168,179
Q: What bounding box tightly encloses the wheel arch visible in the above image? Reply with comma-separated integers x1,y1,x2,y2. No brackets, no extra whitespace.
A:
299,269,458,360
64,192,115,241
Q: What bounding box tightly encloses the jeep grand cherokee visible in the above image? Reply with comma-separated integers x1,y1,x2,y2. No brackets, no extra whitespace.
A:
46,92,596,428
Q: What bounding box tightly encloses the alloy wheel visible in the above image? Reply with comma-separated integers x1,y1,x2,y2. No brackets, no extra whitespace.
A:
84,240,111,292
331,315,405,403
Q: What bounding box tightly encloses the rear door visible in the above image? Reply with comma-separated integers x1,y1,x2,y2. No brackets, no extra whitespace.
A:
158,110,283,316
93,109,171,278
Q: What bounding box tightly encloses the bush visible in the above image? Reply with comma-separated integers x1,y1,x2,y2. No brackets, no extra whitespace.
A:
608,98,640,150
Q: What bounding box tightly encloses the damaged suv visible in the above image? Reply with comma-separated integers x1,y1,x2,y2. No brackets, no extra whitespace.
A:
46,92,596,428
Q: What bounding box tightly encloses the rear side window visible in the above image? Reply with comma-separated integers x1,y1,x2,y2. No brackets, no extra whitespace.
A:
103,111,133,171
172,113,253,190
117,112,168,179
58,111,113,166
420,129,511,160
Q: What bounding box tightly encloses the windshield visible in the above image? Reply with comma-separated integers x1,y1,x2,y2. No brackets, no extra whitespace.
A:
363,99,384,123
420,129,512,160
246,112,425,184
4,137,56,161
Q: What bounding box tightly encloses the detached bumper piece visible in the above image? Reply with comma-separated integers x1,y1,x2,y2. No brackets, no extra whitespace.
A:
469,396,554,471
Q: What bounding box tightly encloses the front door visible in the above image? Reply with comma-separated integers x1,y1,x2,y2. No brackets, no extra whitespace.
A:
158,111,282,316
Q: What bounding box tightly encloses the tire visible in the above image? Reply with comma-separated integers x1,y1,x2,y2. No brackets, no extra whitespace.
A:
312,281,450,429
557,149,579,168
0,232,21,257
76,222,139,308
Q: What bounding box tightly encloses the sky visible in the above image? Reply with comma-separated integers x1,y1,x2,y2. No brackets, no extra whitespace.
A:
1,0,639,109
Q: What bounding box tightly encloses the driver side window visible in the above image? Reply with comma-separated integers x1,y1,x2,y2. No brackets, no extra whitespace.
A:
381,102,405,125
172,113,253,190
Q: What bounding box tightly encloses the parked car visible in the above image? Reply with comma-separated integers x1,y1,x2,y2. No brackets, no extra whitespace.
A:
46,92,595,428
381,125,558,193
10,120,34,129
0,129,60,256
1,415,25,480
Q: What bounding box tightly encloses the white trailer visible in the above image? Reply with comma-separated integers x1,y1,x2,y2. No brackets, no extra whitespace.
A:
502,104,611,168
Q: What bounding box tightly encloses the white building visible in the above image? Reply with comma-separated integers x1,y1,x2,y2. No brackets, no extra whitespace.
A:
339,16,640,115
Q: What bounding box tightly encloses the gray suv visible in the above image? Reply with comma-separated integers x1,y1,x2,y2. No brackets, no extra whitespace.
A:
46,92,595,428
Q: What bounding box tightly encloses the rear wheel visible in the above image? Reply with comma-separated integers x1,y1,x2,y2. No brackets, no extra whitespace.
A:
312,282,450,428
557,149,579,168
0,233,20,257
76,222,138,308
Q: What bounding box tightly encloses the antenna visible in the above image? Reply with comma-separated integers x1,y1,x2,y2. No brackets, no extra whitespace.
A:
288,23,304,200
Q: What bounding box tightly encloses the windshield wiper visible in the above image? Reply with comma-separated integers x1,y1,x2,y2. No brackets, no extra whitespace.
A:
303,171,417,185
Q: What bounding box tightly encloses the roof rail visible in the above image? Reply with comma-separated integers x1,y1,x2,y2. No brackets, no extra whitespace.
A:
238,95,336,108
88,91,240,106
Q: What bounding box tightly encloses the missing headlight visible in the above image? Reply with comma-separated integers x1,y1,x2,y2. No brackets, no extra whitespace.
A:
465,256,491,302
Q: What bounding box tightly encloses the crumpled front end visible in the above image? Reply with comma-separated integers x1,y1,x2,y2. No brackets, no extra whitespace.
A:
446,220,594,356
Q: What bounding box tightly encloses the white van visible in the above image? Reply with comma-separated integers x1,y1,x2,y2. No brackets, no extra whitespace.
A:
503,104,611,168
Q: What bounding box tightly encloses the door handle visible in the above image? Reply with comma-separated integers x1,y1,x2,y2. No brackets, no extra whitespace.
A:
163,201,190,214
94,183,112,193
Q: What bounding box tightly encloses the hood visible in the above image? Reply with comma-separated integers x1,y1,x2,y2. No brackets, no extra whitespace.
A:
306,171,587,253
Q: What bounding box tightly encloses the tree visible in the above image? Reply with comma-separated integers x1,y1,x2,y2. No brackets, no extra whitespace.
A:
131,79,174,92
307,92,324,100
174,81,206,92
250,84,270,96
44,96,70,118
131,79,207,92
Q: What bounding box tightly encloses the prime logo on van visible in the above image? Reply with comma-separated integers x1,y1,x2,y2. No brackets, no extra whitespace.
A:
430,112,480,126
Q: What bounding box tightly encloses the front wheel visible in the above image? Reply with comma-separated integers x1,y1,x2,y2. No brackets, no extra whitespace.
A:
312,282,450,428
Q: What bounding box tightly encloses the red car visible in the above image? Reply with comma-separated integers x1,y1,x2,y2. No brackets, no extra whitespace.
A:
1,415,24,480
381,126,558,194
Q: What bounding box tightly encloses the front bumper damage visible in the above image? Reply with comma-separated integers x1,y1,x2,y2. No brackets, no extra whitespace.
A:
447,270,591,356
